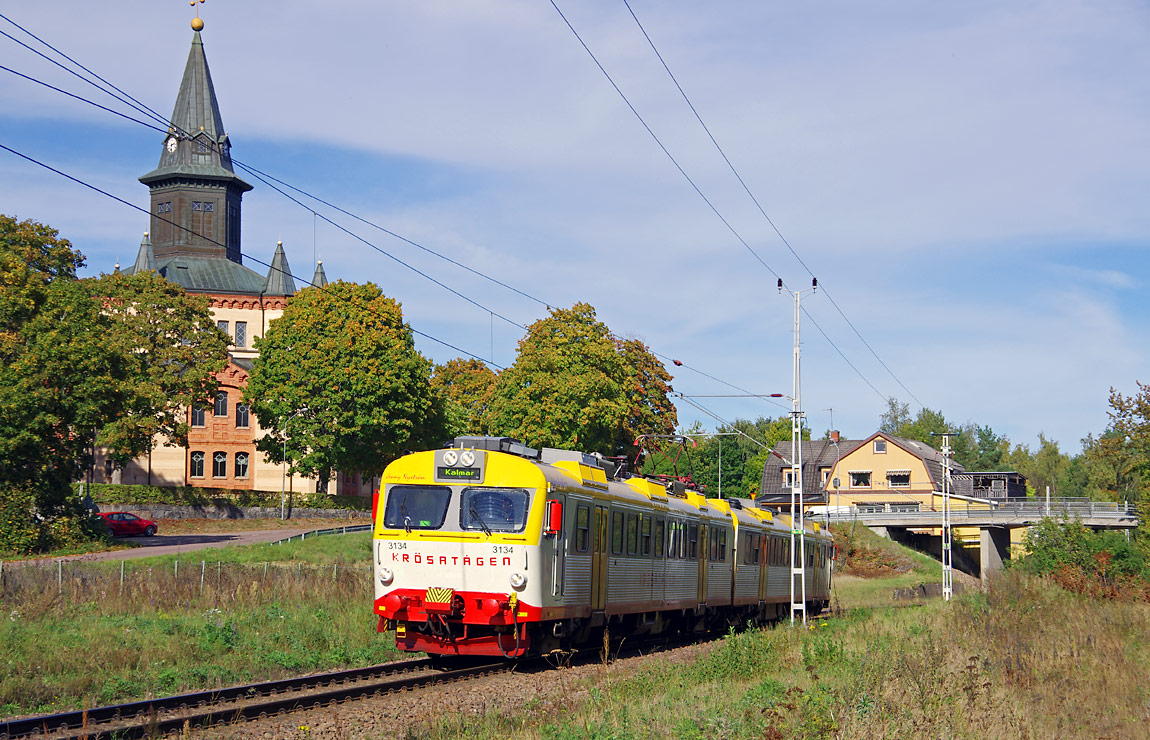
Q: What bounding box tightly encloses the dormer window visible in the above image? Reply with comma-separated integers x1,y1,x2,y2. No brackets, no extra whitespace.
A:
196,139,209,153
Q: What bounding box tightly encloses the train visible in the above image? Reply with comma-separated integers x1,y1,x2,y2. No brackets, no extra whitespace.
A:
371,436,834,658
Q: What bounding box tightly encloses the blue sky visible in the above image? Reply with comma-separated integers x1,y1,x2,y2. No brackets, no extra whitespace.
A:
2,0,1148,454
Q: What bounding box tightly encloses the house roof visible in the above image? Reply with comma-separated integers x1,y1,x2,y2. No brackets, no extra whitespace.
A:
758,432,969,499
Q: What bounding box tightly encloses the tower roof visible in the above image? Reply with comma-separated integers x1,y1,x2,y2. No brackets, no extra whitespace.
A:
311,260,329,288
139,30,251,189
129,232,155,273
264,241,297,296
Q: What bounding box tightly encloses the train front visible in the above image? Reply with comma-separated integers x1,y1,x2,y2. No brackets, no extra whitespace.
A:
372,445,547,658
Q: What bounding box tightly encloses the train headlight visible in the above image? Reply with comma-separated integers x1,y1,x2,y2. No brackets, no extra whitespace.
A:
509,571,527,589
379,567,394,586
460,449,475,466
443,450,459,466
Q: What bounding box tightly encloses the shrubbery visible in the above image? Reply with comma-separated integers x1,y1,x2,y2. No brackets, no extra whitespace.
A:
1014,516,1149,600
74,483,370,512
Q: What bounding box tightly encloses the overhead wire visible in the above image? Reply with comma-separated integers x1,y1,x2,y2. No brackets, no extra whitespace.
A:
0,19,796,418
620,0,924,409
548,0,898,405
0,142,499,368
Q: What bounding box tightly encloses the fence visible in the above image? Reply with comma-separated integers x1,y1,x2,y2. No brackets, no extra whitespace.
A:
809,498,1139,526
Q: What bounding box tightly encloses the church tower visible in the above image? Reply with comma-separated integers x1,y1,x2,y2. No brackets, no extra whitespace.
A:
138,24,252,264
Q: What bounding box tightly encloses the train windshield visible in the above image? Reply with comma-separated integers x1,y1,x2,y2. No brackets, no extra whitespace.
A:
383,485,451,530
459,487,531,533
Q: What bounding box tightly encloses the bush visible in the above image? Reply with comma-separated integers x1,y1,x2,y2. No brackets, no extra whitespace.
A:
74,483,370,512
1015,516,1149,599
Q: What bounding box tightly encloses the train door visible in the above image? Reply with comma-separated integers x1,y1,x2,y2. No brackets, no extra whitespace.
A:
697,525,708,604
591,504,608,611
547,494,566,599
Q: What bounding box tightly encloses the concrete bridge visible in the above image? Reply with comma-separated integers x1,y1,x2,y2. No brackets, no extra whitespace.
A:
809,499,1140,582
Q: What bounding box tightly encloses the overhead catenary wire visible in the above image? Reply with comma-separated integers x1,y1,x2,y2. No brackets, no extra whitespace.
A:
0,24,795,416
549,0,899,405
620,0,924,409
0,142,500,369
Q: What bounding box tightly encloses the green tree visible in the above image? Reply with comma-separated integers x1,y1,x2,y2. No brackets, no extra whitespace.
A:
0,216,129,551
431,357,498,436
488,303,676,455
879,397,910,434
971,424,1009,470
245,280,446,489
92,270,229,480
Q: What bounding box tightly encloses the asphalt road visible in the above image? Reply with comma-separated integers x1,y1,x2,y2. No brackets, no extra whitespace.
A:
13,528,318,566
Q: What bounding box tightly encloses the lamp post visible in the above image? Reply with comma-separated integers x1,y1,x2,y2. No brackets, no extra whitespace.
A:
281,407,309,520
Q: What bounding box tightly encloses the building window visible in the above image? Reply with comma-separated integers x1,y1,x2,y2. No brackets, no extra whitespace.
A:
235,452,249,479
820,468,832,486
192,201,202,211
214,391,228,417
234,321,247,348
888,472,911,487
203,202,214,212
190,451,205,478
235,403,250,428
874,439,887,453
217,320,229,335
850,471,872,488
191,405,205,427
213,451,227,478
783,469,795,489
196,139,208,153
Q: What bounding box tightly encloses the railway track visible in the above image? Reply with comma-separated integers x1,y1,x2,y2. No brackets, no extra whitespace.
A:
0,657,510,740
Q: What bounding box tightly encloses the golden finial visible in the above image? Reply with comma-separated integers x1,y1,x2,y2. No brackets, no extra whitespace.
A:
190,0,205,31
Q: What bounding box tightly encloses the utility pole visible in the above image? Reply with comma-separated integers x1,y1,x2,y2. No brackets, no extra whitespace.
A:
779,277,817,625
933,431,955,602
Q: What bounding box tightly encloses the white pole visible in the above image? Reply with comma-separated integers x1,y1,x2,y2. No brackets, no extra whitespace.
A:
1045,485,1050,517
941,433,952,602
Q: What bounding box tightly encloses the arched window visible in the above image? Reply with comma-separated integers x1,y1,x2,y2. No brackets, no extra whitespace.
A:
190,451,205,478
213,451,227,478
214,391,228,417
235,452,249,479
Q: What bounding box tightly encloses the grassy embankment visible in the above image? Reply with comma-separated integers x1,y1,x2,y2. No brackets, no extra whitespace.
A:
0,531,401,718
422,525,1149,740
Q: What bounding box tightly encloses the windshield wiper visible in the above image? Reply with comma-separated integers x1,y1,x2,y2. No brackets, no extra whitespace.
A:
469,504,493,537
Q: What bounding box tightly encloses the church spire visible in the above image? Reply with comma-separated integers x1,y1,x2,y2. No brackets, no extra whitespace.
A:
264,241,297,296
311,260,329,288
131,232,156,273
140,22,251,264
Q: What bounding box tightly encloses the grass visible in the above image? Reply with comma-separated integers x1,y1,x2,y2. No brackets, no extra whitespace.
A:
415,527,1150,740
0,532,402,718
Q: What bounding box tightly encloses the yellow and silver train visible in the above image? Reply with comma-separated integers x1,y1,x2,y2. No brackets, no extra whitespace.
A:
372,436,833,657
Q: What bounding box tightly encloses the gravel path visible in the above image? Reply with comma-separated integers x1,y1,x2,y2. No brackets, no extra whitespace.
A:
10,528,317,567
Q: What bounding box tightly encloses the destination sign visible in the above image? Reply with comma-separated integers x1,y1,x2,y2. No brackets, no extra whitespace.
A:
436,466,480,481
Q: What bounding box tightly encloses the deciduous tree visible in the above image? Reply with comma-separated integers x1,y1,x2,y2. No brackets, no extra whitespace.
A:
431,357,498,436
245,281,446,487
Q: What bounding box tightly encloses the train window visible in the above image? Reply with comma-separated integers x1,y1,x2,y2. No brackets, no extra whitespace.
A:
640,515,652,557
719,529,727,562
459,487,531,533
626,513,638,555
384,485,451,530
688,524,699,560
709,529,718,561
750,534,760,565
611,511,624,554
575,505,590,552
654,518,664,558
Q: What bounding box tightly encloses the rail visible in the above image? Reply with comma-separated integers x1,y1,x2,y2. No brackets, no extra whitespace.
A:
271,523,372,545
809,499,1139,526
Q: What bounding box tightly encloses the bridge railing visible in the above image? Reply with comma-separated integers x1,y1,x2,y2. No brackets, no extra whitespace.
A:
808,498,1139,525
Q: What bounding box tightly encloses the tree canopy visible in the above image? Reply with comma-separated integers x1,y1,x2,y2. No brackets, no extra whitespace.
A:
431,357,498,437
93,269,229,468
487,303,677,455
245,280,447,485
0,215,227,553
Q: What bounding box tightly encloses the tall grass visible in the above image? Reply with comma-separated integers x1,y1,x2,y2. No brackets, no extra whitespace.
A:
0,533,400,718
420,573,1149,740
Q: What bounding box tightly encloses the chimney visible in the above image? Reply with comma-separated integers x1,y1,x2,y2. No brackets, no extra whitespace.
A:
830,430,840,443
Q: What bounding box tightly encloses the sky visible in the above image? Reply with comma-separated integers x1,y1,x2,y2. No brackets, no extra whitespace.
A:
1,0,1148,455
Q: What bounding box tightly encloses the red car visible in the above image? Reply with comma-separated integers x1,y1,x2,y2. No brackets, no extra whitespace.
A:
96,512,158,537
